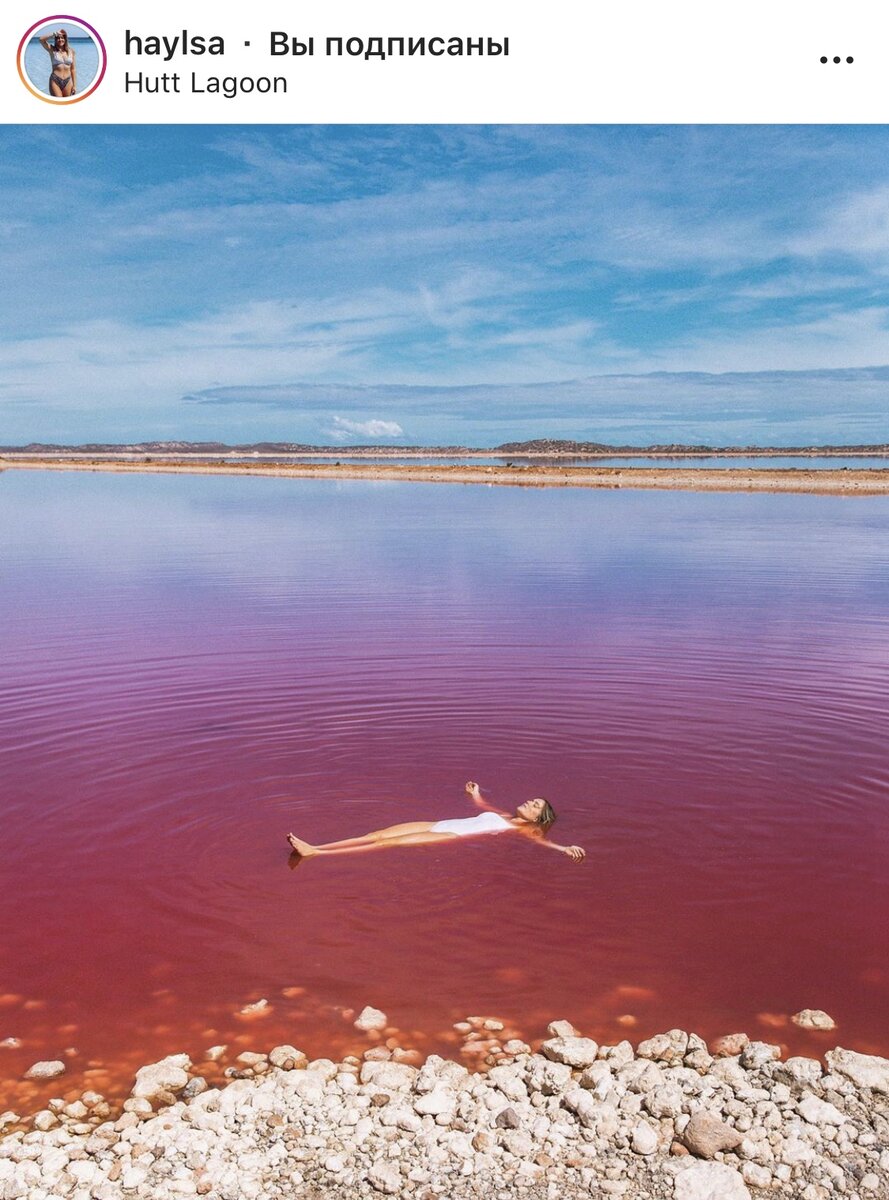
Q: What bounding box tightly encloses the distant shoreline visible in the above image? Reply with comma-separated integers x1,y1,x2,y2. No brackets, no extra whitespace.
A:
2,455,888,495
3,439,889,459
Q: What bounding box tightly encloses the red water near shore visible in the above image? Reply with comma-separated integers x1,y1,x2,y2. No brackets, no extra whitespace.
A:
2,473,888,1113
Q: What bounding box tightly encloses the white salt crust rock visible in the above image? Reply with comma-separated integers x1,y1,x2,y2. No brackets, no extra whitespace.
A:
354,1006,388,1032
23,1060,66,1081
130,1053,191,1102
792,1009,837,1031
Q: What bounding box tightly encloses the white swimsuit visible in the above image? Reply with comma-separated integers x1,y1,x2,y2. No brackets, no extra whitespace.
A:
430,812,513,837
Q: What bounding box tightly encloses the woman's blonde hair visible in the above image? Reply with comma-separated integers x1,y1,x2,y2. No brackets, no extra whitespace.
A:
536,799,556,830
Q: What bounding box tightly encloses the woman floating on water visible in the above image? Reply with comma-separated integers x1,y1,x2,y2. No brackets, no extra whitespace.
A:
286,781,586,861
38,28,77,98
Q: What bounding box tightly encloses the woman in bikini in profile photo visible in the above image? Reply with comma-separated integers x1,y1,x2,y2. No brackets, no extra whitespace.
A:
38,28,76,98
287,780,586,862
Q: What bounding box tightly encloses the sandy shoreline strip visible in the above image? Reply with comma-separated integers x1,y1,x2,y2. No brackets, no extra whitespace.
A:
2,455,889,495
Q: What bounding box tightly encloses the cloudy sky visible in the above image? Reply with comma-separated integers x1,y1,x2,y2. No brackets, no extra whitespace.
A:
2,125,889,445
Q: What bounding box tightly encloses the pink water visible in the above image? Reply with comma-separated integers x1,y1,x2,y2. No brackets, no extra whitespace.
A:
2,471,888,1112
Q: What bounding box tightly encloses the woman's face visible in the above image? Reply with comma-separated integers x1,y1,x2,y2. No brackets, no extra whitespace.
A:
516,798,547,823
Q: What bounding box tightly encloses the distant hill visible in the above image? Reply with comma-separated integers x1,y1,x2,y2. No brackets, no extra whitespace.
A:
493,439,889,454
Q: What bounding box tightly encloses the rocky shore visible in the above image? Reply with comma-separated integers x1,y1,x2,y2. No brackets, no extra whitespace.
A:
3,1018,889,1200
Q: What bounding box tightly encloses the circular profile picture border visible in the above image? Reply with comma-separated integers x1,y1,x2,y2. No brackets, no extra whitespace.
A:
17,14,106,104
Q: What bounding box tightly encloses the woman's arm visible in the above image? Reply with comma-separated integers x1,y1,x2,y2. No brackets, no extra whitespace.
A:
464,780,510,817
71,50,77,93
538,838,586,862
39,34,53,51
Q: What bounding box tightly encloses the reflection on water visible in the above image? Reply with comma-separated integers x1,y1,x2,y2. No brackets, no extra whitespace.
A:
1,471,888,1106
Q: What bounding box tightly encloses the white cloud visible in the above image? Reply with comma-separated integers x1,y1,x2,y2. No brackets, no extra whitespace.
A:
792,185,889,264
327,416,405,440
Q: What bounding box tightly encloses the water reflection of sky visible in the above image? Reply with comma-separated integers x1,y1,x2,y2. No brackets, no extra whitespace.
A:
3,470,888,607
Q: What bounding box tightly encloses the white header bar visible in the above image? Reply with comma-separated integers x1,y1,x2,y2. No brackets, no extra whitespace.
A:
3,0,887,124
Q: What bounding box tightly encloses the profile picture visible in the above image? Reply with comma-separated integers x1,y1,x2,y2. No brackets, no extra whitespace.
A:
18,15,106,103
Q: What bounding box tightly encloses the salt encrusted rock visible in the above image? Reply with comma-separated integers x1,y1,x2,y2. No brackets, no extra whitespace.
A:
825,1047,889,1094
681,1110,743,1158
618,1058,665,1092
644,1084,685,1119
367,1160,402,1194
741,1161,772,1188
121,1165,149,1190
269,1044,307,1070
238,998,270,1016
354,1006,388,1032
673,1161,751,1200
775,1056,823,1087
24,1060,66,1080
797,1093,845,1126
203,1044,227,1061
792,1009,836,1031
563,1088,600,1129
540,1036,599,1068
359,1059,417,1090
710,1033,749,1057
708,1056,748,1089
579,1062,614,1098
598,1040,635,1067
131,1053,191,1102
32,1110,57,1131
526,1056,572,1095
1,1037,23,1049
413,1088,455,1117
487,1063,527,1102
632,1121,659,1154
309,1057,338,1080
780,1136,816,1167
363,1046,391,1062
547,1019,580,1038
500,1128,536,1158
684,1033,713,1071
739,1041,781,1070
637,1029,689,1065
236,1051,267,1067
415,1054,467,1093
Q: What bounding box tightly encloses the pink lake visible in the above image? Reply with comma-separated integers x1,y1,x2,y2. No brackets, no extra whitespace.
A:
1,471,888,1111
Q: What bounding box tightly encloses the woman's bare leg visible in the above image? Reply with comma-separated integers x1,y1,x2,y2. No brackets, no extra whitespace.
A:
287,827,455,858
287,820,436,856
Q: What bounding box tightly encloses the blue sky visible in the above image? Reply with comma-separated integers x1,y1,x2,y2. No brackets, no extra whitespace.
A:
2,125,889,445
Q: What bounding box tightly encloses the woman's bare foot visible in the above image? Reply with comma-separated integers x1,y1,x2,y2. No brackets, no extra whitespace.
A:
286,833,318,857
